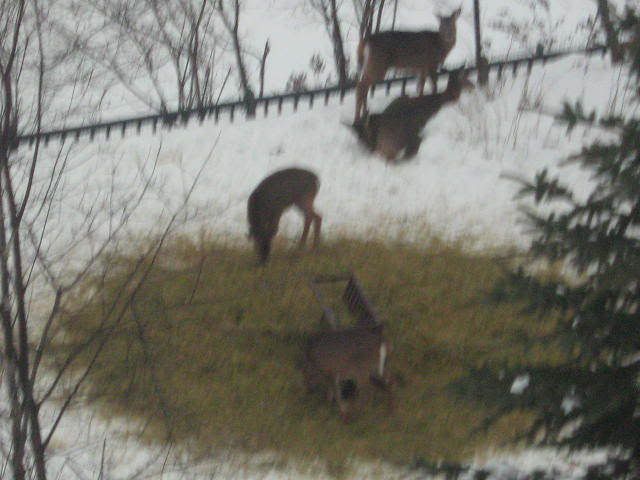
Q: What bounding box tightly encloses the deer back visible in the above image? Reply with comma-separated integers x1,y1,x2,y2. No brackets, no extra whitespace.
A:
383,93,447,131
248,168,319,239
382,70,471,131
366,30,450,72
304,324,388,382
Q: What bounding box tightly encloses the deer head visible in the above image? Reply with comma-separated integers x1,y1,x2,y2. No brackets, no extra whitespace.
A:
437,6,462,48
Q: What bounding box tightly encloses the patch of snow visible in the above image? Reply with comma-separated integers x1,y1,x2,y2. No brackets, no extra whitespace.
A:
510,374,531,395
468,448,613,480
562,394,581,415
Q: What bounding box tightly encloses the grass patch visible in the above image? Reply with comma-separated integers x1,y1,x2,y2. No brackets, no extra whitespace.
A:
56,235,562,472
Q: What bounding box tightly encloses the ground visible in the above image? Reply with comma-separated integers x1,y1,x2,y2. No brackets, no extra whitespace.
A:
9,0,635,478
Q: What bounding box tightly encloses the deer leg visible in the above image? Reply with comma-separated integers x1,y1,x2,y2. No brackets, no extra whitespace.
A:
296,198,321,250
334,376,352,423
312,212,322,249
370,373,395,414
355,81,369,123
303,361,322,394
326,383,335,403
429,69,438,94
417,71,427,96
299,213,312,249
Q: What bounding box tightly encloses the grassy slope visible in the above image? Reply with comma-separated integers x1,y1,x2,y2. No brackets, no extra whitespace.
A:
58,236,561,472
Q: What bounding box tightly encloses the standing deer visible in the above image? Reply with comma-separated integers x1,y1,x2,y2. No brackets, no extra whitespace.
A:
354,7,462,122
247,167,322,263
302,323,393,423
352,68,473,161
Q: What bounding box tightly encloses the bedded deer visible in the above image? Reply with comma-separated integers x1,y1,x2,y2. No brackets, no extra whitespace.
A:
354,7,462,122
247,167,322,263
302,323,393,422
353,68,473,161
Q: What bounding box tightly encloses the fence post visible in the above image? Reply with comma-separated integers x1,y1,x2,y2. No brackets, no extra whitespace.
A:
473,0,488,86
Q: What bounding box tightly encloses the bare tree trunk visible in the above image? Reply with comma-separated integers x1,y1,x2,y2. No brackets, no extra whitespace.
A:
216,0,256,116
0,207,26,479
375,0,385,32
1,139,48,480
391,0,398,30
189,0,208,109
597,0,623,63
259,40,270,99
359,0,375,40
473,0,488,86
0,1,42,476
328,0,348,86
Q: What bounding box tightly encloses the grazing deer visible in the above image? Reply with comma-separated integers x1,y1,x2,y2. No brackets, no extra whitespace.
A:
247,167,321,263
354,7,462,122
352,68,473,161
302,323,393,422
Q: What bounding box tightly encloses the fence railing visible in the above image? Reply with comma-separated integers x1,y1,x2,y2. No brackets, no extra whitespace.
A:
15,42,608,149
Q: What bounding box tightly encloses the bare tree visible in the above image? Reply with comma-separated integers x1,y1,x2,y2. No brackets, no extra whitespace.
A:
1,2,50,477
259,40,271,99
353,0,390,71
215,0,257,116
308,0,349,87
375,0,386,32
353,0,376,40
0,2,211,479
72,0,223,112
596,0,623,62
391,0,399,30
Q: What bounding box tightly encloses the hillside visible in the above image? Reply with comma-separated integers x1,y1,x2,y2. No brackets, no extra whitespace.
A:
36,52,626,269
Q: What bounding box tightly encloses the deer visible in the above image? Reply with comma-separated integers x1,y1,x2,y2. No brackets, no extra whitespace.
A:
302,323,393,423
354,7,462,123
247,167,322,264
352,68,473,161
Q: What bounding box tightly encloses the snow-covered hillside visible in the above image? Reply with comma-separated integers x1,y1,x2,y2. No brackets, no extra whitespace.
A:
36,52,628,268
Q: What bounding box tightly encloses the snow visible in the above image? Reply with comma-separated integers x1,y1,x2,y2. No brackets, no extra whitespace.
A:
6,0,637,478
467,448,612,480
510,374,531,395
29,52,627,264
562,395,581,415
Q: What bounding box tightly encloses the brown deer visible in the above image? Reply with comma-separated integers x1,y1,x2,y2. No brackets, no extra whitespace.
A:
247,167,321,263
354,7,462,123
302,323,393,422
352,68,473,161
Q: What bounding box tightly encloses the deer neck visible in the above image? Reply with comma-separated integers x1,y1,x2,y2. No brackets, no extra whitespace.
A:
438,26,456,54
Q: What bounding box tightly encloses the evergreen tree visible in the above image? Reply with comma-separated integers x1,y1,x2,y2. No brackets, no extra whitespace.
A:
465,9,640,479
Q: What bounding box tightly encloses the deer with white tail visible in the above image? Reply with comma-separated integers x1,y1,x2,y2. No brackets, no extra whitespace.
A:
302,322,394,423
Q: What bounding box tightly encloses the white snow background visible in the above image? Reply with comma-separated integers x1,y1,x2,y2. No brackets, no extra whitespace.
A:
7,0,637,478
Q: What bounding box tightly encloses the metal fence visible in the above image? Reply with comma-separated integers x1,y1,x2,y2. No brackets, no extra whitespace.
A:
15,42,608,149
